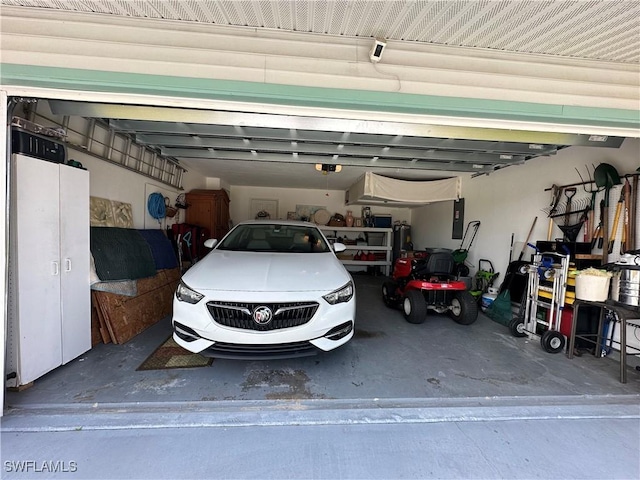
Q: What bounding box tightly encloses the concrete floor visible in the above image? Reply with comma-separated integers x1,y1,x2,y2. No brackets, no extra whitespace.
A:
5,275,640,406
2,275,639,479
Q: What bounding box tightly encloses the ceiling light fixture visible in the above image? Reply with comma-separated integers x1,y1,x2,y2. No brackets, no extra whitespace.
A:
315,163,342,174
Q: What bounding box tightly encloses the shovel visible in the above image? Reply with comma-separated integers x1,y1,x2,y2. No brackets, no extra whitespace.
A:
594,163,621,261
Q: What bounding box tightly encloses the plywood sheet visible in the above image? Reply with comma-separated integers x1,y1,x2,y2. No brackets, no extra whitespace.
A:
92,268,180,344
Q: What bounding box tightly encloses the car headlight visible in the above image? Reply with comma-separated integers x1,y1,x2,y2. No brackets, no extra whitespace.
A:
323,281,354,305
176,281,204,304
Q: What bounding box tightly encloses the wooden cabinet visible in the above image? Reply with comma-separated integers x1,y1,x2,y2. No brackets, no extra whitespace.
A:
185,189,230,240
7,154,91,386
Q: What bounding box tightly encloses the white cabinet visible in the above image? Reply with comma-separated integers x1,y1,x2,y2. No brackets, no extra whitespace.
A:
7,154,90,386
321,227,393,275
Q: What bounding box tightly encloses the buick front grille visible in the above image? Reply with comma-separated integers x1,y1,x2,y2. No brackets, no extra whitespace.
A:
206,301,319,331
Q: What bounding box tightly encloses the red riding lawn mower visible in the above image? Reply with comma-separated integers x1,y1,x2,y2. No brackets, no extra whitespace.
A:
382,249,479,325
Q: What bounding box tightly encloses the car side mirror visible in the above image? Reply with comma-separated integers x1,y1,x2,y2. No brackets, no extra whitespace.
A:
204,239,218,249
333,242,346,253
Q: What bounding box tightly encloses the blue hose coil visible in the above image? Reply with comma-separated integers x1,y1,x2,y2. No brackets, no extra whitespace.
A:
147,192,166,221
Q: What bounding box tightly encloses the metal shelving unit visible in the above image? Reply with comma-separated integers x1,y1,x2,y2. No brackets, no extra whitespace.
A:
320,227,393,275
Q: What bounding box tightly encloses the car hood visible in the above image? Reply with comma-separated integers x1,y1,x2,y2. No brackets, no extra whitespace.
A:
183,250,351,292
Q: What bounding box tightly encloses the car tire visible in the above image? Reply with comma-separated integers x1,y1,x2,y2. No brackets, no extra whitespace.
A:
382,281,398,308
449,291,478,325
403,290,427,324
509,316,527,337
540,330,565,354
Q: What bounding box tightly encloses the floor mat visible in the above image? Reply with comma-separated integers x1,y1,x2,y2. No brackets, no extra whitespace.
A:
137,336,213,370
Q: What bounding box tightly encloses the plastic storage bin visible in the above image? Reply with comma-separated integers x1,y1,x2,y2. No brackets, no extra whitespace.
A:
373,215,392,228
575,272,611,302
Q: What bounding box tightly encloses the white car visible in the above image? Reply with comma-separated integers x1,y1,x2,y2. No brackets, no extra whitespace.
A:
172,220,355,359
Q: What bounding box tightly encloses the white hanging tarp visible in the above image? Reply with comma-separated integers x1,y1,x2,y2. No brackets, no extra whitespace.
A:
345,172,461,207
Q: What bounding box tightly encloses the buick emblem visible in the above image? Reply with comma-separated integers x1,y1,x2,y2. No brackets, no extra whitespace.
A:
252,306,273,325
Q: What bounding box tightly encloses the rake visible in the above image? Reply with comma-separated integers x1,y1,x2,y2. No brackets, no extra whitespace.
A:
542,196,591,242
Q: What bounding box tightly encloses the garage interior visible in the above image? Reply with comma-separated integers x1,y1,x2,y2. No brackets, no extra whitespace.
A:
2,0,640,425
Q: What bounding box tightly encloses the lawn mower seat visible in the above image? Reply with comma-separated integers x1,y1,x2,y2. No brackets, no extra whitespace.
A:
412,249,455,277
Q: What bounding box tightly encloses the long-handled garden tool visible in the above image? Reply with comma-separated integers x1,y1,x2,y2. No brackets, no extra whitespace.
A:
608,186,625,254
452,220,480,277
591,199,605,250
546,184,563,241
486,218,537,326
563,187,577,226
575,165,599,243
622,178,631,253
631,174,638,249
594,163,622,262
541,195,590,242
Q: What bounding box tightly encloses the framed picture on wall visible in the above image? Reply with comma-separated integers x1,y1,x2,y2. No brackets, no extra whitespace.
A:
250,199,279,220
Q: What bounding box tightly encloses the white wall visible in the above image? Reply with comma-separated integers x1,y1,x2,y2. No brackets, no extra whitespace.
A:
205,177,230,192
59,142,638,256
229,185,412,226
68,147,206,229
57,150,415,231
69,154,416,232
28,140,415,233
411,138,640,283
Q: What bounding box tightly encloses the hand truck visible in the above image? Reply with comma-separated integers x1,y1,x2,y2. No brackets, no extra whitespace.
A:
518,250,571,353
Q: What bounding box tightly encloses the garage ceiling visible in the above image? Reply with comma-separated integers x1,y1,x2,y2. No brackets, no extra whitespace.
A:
45,99,625,190
3,0,638,64
5,0,638,190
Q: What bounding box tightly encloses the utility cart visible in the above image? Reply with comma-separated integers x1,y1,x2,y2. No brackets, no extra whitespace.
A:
512,250,571,353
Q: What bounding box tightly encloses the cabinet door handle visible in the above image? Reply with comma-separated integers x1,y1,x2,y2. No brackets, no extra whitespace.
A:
52,261,59,276
65,258,72,272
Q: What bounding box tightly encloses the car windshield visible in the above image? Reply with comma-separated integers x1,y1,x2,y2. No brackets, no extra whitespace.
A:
217,224,331,253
